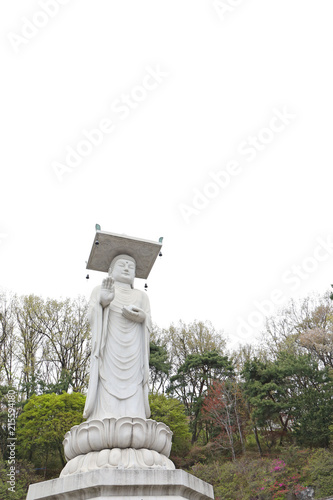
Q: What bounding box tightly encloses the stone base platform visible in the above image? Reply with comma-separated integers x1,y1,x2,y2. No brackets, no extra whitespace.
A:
27,469,214,500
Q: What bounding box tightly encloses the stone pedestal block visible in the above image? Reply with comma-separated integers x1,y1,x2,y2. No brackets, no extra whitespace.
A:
27,469,214,500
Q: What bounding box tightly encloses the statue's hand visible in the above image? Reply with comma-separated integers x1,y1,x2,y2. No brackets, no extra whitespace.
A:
122,305,146,323
100,277,115,308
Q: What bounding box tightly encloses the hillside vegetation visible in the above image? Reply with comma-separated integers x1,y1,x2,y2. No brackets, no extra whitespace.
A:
1,290,333,499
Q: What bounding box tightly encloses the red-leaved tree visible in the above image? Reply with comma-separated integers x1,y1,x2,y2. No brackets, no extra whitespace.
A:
203,380,247,461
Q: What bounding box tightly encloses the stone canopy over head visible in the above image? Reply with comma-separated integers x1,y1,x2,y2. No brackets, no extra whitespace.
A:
86,230,162,279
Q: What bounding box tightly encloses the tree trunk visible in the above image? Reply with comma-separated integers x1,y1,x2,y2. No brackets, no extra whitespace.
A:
253,426,262,457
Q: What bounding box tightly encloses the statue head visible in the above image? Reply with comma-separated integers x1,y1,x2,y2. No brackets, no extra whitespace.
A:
108,254,136,287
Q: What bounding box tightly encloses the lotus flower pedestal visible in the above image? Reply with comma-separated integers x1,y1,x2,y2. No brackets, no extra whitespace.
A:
26,417,214,499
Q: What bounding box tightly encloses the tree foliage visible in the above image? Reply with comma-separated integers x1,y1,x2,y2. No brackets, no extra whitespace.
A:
203,380,247,460
161,320,226,372
17,392,85,470
169,350,234,443
0,459,42,500
0,292,18,388
149,393,191,457
149,341,171,393
242,351,333,448
0,293,91,398
262,292,333,364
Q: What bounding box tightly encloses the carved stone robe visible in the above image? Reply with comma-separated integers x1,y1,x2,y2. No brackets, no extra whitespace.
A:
83,284,151,420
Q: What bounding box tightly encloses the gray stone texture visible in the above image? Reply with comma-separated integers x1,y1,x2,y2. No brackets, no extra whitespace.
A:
27,469,215,500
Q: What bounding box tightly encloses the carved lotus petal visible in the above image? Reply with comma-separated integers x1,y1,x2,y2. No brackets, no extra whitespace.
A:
132,419,147,449
60,448,175,477
63,417,173,461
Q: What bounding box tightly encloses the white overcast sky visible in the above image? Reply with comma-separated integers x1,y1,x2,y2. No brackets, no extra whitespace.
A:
1,0,332,349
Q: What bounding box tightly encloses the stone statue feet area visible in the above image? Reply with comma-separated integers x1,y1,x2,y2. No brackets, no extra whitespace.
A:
60,417,175,476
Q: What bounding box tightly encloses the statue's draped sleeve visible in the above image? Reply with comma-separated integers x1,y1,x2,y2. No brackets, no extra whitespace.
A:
83,285,104,419
142,291,152,418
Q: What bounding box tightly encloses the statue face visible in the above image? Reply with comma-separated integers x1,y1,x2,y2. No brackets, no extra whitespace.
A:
111,258,136,285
